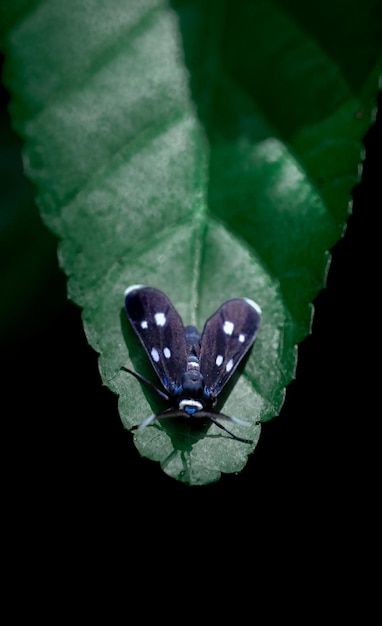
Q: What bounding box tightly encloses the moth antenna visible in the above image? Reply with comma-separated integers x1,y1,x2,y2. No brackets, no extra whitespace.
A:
131,413,158,430
121,366,169,401
131,407,183,431
225,414,249,426
207,415,253,444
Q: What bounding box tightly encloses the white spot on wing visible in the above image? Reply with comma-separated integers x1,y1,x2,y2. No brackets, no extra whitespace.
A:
223,320,234,335
226,358,234,372
151,347,160,362
215,355,224,367
238,333,245,343
124,284,144,297
154,312,166,326
141,320,148,329
244,298,262,316
163,347,171,359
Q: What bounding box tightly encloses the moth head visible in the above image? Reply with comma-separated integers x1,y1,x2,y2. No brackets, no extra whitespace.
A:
178,399,203,416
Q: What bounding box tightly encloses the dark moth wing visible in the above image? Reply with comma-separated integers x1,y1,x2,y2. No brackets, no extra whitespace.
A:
199,298,261,397
124,286,188,395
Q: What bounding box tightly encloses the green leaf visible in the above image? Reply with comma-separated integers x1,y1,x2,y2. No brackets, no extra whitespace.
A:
0,74,63,343
0,0,380,484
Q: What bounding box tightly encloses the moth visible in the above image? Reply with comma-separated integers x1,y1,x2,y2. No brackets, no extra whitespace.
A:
123,285,261,443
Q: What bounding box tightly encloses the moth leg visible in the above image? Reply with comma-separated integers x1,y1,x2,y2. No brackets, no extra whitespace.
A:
121,366,169,401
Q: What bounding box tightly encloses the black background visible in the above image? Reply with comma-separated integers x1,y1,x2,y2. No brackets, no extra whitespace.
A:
2,67,379,569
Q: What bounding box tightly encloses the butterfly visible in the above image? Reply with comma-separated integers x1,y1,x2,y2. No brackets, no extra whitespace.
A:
123,285,261,443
